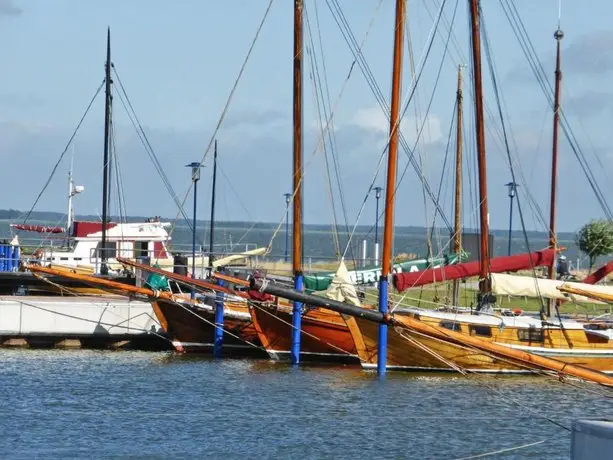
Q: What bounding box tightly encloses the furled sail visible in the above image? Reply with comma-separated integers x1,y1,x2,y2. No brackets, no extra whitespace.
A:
393,248,557,292
490,273,608,304
323,259,361,307
10,224,65,233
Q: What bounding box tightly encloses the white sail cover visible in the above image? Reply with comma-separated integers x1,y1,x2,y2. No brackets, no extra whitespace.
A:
491,273,612,304
324,259,362,307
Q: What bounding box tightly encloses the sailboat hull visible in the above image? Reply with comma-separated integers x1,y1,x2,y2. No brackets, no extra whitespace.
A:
249,305,359,364
345,312,613,373
152,299,266,358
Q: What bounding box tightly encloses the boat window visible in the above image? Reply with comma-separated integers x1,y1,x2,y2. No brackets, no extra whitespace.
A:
517,327,543,342
135,241,149,258
469,325,492,337
439,321,462,332
95,242,117,259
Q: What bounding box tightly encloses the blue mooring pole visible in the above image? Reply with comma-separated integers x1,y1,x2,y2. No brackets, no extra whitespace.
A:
377,276,388,375
13,246,19,272
0,244,6,272
290,273,303,364
213,277,225,358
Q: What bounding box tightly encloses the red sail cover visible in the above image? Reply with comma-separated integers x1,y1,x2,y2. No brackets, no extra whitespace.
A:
10,224,65,233
393,249,557,292
582,261,613,285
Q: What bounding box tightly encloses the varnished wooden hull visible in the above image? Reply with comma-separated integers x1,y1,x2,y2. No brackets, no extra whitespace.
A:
249,305,358,363
153,299,267,358
346,312,613,373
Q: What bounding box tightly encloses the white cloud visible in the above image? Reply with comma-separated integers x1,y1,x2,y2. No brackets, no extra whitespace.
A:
350,106,443,146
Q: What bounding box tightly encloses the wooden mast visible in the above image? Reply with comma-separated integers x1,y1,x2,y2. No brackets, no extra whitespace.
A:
468,0,491,306
377,0,406,375
290,0,304,365
100,27,112,276
547,26,564,317
452,65,464,306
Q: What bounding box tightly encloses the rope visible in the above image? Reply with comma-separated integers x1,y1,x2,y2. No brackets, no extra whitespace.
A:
265,0,383,255
22,81,104,225
10,296,169,343
453,439,546,459
325,0,453,232
169,0,276,239
339,0,453,262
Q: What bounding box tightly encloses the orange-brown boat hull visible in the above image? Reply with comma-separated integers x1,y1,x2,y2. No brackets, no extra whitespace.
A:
249,305,358,363
153,299,267,358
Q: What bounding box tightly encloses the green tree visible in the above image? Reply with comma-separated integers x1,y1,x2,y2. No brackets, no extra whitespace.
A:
576,219,613,270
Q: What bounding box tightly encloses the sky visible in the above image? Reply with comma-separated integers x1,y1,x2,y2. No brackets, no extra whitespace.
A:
1,0,612,235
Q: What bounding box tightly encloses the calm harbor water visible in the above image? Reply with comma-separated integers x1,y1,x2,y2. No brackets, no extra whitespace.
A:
1,349,611,459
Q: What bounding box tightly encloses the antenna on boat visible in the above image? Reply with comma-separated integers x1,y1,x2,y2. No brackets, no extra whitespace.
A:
289,0,304,365
469,0,494,311
100,27,113,275
547,11,564,317
376,0,406,375
67,143,84,234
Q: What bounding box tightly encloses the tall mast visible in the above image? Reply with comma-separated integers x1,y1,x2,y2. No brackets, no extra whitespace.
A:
377,0,406,375
469,0,491,305
452,65,464,306
289,0,304,365
208,139,218,270
100,27,112,275
547,26,564,317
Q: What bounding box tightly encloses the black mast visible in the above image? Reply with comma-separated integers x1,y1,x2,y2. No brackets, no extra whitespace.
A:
208,139,218,270
100,28,112,275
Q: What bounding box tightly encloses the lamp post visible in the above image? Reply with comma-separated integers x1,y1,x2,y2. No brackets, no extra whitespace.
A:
186,161,202,299
505,181,518,256
284,193,291,262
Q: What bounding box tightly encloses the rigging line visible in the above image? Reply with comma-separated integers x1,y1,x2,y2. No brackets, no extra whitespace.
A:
249,301,353,355
326,0,453,232
428,99,457,246
313,0,363,264
170,300,264,351
452,439,547,460
336,0,452,259
169,0,276,238
110,118,127,227
422,0,519,163
111,68,197,236
502,0,613,220
562,82,613,191
481,10,547,315
304,4,341,258
394,0,457,209
405,5,433,263
265,1,383,255
15,293,169,342
22,80,104,225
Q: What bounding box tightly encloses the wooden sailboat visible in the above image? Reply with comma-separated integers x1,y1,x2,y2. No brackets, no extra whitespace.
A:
343,0,613,374
244,0,361,364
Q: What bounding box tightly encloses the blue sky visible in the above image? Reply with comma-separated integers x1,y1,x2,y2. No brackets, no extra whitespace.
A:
1,0,612,234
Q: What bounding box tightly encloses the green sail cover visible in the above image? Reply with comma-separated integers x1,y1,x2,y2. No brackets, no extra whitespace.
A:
145,264,170,291
303,253,465,292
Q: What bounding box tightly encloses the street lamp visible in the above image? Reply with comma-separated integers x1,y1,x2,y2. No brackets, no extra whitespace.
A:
374,186,382,263
284,193,291,262
186,161,203,299
505,181,519,256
